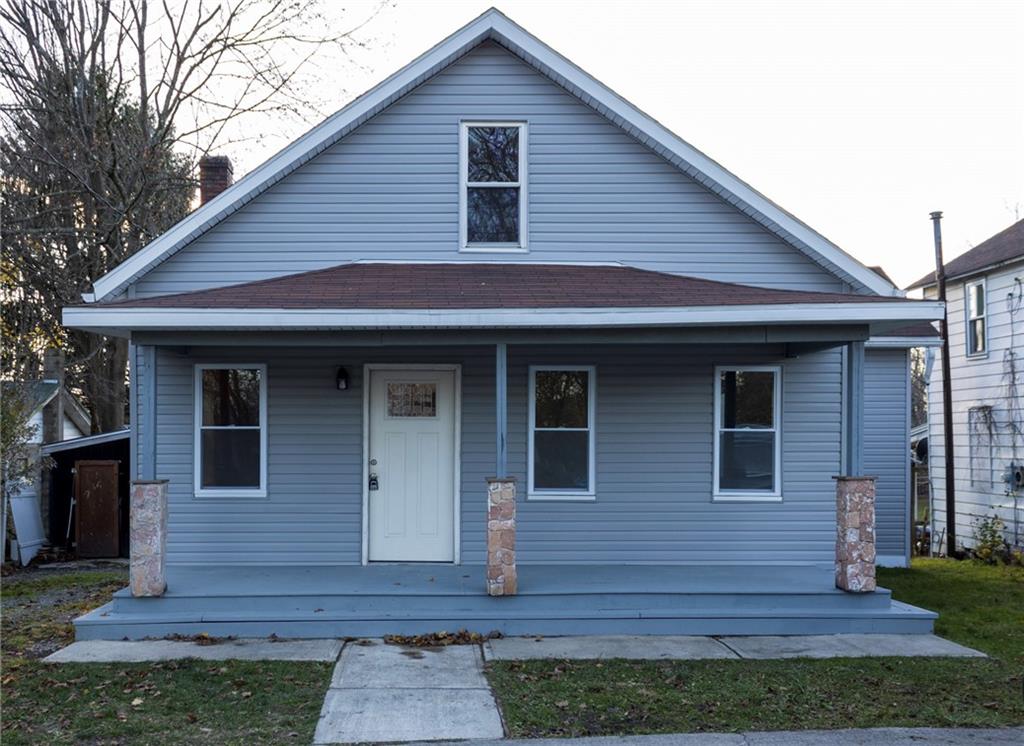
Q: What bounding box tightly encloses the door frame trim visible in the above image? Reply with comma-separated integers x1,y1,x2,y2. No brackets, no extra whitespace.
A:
361,363,462,565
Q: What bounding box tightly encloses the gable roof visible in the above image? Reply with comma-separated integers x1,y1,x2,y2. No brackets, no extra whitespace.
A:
2,380,91,433
908,218,1024,289
85,9,900,303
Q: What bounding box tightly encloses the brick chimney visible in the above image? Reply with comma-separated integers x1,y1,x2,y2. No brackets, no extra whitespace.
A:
198,155,234,205
42,347,65,445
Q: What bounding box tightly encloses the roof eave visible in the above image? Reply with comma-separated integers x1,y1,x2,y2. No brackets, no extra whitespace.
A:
64,300,943,338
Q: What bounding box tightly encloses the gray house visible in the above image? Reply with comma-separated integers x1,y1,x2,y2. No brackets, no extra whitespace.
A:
64,9,942,640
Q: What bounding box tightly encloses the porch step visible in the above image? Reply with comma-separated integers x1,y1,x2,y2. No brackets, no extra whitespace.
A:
107,587,896,615
75,599,935,640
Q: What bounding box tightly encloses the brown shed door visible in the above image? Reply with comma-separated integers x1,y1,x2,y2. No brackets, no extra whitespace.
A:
75,460,120,558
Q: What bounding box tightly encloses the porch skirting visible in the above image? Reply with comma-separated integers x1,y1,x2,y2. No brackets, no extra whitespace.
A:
74,563,935,640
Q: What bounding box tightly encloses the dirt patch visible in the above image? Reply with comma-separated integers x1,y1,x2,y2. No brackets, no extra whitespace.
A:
384,629,503,647
2,561,128,660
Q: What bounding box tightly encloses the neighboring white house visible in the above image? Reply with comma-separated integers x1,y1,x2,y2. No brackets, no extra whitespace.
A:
909,219,1024,551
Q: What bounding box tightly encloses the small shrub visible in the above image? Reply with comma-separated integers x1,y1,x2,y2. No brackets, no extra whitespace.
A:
971,515,1008,564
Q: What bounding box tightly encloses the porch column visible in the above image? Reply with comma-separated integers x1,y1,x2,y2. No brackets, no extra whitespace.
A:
487,342,517,596
834,476,877,592
130,480,168,596
835,340,875,592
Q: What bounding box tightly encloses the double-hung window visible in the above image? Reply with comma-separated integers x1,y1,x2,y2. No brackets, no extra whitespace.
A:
528,366,595,499
460,121,527,250
194,364,267,497
965,279,987,357
713,366,781,500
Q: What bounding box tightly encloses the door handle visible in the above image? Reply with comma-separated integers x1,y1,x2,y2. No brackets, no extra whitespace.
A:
368,473,379,491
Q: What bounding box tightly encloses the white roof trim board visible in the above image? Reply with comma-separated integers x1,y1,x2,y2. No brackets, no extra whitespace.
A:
65,300,943,336
41,428,130,454
88,8,900,302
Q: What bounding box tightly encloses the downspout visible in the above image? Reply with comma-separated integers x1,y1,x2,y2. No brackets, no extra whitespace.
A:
931,211,957,556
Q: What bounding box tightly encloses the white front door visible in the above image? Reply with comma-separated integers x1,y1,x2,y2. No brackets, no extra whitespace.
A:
367,368,456,562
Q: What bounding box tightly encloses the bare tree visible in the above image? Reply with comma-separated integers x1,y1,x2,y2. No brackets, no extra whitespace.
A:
0,0,386,431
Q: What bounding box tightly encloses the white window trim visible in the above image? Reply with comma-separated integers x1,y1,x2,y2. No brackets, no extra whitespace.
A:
964,278,988,358
193,363,268,499
712,364,783,502
527,365,596,500
459,120,528,252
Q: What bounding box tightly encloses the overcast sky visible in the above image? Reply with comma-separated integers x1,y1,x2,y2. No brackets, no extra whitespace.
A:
228,0,1023,289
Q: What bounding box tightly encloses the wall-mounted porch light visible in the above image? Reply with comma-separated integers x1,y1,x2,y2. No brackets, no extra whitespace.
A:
336,366,350,391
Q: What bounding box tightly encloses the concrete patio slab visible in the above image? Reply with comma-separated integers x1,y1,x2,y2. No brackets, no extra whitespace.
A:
313,688,504,744
331,639,488,688
43,638,342,663
485,635,738,661
719,634,986,659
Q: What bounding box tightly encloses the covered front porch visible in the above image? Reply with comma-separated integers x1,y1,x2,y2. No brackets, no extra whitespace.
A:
74,562,936,640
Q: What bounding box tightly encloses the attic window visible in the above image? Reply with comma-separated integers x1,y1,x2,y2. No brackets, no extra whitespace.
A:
460,121,527,251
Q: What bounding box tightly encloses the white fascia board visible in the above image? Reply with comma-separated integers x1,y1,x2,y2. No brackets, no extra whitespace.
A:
41,428,130,454
64,301,944,333
88,9,897,302
866,336,943,349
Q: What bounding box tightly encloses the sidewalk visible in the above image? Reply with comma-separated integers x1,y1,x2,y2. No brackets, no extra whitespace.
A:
411,727,1024,745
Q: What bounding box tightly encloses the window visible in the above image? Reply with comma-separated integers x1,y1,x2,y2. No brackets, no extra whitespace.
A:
460,121,527,251
965,279,987,357
387,382,437,418
194,364,267,497
528,366,595,499
713,366,782,500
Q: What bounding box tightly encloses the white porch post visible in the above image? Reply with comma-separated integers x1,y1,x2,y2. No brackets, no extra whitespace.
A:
488,342,517,595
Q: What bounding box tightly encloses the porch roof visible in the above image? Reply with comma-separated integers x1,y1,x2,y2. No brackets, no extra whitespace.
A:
64,262,942,335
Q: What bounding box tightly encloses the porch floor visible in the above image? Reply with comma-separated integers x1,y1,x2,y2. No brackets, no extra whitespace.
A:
75,564,937,640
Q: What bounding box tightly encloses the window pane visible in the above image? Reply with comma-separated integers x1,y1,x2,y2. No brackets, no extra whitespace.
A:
720,370,774,429
203,369,261,426
467,187,519,243
969,284,985,318
534,431,589,490
468,126,519,182
201,430,261,488
535,370,588,428
387,383,437,417
969,318,986,354
719,431,775,491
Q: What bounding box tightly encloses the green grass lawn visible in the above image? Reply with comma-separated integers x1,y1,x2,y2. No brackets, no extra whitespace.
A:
487,559,1024,737
1,567,332,745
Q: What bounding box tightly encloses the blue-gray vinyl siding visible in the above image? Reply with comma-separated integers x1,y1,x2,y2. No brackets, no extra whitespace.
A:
133,42,846,298
864,348,910,563
148,344,842,569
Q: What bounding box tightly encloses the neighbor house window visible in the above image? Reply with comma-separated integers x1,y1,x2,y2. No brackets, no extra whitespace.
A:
194,364,267,497
965,279,987,357
460,121,527,250
713,366,782,500
528,366,595,499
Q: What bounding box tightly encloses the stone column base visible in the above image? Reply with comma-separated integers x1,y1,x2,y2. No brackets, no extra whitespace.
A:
834,476,876,592
486,477,517,596
131,480,168,597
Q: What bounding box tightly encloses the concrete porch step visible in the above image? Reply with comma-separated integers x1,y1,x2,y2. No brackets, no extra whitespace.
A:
108,587,896,615
75,599,935,639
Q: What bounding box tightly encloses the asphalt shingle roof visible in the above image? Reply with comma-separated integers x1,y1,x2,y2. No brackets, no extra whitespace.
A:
909,219,1024,289
100,263,915,311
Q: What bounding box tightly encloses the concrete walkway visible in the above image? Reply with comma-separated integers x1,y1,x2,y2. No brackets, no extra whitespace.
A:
312,639,504,744
415,727,1024,745
484,634,985,661
43,638,342,663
